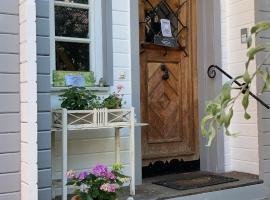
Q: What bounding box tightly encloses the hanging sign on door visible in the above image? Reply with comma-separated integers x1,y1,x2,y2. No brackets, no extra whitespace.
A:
160,19,172,37
154,19,178,48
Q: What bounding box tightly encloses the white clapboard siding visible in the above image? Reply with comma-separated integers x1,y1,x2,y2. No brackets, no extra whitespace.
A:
221,0,260,174
51,0,132,186
256,0,270,191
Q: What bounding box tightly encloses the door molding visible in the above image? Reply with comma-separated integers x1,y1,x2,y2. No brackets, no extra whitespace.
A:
139,0,199,166
130,0,143,185
131,0,225,184
197,0,225,172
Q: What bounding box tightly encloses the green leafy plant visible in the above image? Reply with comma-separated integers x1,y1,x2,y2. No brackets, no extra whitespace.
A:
102,95,123,109
60,86,126,110
201,21,270,146
60,87,101,110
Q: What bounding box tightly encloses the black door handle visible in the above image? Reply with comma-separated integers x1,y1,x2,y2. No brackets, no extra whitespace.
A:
160,64,169,80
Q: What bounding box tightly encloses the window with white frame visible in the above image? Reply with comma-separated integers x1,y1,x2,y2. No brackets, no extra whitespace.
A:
51,0,111,84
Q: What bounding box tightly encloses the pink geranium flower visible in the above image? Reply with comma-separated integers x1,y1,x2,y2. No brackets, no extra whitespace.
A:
100,183,120,193
67,170,76,179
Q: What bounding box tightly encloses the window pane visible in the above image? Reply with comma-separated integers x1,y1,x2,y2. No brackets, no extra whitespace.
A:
56,42,90,71
55,6,89,38
55,0,88,4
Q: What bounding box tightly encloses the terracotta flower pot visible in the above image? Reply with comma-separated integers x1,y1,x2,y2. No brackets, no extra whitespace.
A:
71,195,82,200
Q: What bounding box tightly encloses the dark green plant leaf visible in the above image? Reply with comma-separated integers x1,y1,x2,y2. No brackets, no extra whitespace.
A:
224,108,233,128
251,21,270,35
259,68,270,92
201,115,212,137
259,68,269,81
225,129,240,137
87,195,93,200
242,92,251,120
247,35,252,48
244,112,251,120
247,46,266,60
243,70,251,83
221,82,232,103
242,92,249,110
206,121,216,147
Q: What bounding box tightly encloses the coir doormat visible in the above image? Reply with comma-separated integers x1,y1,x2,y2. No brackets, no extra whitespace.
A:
153,172,239,190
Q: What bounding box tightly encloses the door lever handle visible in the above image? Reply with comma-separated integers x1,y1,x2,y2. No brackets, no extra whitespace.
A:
160,64,169,80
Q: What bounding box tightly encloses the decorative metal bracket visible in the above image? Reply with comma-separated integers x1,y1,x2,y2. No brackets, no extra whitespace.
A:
207,65,270,109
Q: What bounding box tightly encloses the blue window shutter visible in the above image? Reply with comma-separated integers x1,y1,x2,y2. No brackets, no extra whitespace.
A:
101,0,113,85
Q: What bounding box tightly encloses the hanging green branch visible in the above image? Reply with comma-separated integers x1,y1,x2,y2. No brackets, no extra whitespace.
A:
201,21,270,146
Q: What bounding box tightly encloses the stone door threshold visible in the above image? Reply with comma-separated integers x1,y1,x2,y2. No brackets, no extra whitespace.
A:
119,171,263,200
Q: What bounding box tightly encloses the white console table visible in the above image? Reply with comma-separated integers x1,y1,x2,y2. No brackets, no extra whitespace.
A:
52,108,146,200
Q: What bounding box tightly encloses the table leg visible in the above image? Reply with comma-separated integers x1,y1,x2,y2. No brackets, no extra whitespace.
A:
62,109,68,200
129,109,135,196
115,128,121,163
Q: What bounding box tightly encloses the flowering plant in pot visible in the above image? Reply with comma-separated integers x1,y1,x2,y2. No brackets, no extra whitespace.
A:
59,87,102,124
102,85,126,122
102,84,125,109
67,163,130,200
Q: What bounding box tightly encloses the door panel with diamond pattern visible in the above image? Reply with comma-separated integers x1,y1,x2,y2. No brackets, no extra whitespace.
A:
147,63,181,143
140,0,199,165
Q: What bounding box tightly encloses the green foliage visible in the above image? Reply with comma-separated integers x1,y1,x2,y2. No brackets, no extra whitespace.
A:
251,21,270,35
247,45,266,60
112,163,124,171
102,94,123,109
60,87,124,110
201,21,270,146
60,87,102,110
259,67,270,92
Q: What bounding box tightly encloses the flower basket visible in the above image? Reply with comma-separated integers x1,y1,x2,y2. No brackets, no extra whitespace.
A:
107,110,125,123
53,109,133,129
67,112,94,125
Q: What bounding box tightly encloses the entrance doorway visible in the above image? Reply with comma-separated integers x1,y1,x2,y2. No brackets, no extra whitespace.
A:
139,0,199,177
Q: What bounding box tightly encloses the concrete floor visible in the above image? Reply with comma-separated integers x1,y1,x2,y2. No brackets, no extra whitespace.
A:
55,171,262,200
119,171,262,200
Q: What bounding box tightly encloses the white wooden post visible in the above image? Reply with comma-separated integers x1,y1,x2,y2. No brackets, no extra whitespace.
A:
115,128,121,163
62,109,68,200
129,108,136,196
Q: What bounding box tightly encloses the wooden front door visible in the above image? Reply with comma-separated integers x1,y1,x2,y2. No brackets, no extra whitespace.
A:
140,0,199,166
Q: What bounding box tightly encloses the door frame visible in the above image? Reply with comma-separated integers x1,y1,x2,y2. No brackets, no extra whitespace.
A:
196,0,225,173
130,0,225,185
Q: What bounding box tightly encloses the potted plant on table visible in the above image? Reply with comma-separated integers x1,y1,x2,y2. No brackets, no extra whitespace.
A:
102,85,125,122
102,85,124,109
67,163,130,200
59,85,126,124
60,87,102,110
59,87,102,124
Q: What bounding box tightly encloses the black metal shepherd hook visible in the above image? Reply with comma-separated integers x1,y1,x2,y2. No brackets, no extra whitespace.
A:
207,65,270,109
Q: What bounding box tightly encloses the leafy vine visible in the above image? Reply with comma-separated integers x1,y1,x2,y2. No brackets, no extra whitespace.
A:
201,22,270,146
